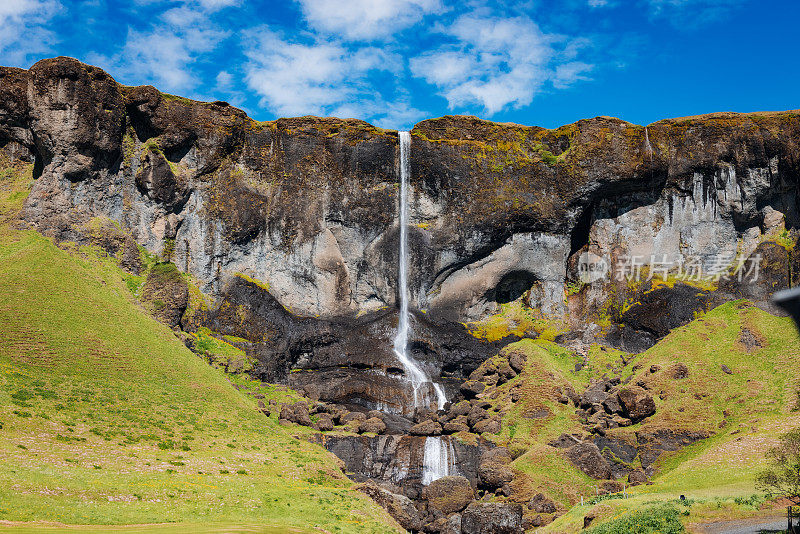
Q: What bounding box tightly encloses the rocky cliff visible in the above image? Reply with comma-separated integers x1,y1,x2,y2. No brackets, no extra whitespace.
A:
2,57,799,397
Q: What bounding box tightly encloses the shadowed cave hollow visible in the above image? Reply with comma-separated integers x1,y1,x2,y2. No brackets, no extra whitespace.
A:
491,270,537,304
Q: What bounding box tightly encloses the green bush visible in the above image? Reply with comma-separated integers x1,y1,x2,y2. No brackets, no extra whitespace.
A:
586,504,685,534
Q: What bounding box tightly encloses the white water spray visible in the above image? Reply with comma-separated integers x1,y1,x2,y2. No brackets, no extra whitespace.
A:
394,131,446,411
421,436,455,485
644,127,653,162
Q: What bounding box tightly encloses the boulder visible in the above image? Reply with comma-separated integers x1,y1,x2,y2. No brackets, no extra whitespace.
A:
342,411,367,424
461,380,486,398
442,513,461,534
616,386,656,422
414,406,438,423
356,481,422,532
564,442,612,479
528,493,557,514
579,381,609,408
467,407,490,427
443,420,470,434
548,433,581,448
602,394,623,415
315,413,334,431
482,447,513,465
473,418,501,434
478,460,514,490
461,502,524,534
410,419,442,436
449,400,472,418
628,468,648,486
421,475,474,514
721,364,733,375
497,361,517,382
279,402,313,427
508,350,527,373
359,417,387,435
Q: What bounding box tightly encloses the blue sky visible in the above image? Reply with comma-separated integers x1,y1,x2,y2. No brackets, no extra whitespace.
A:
1,0,798,129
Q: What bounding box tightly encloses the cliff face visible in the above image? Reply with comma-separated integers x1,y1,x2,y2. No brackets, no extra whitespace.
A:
2,56,799,392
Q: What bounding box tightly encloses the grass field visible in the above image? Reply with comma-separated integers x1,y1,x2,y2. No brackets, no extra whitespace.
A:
0,161,399,532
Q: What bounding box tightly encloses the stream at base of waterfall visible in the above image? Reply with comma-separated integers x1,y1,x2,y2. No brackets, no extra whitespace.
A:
395,131,453,484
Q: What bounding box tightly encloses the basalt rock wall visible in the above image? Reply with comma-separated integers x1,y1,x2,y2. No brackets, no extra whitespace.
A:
3,57,800,382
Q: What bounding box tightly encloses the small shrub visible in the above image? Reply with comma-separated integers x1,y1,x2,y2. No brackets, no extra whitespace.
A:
586,504,684,534
236,469,247,475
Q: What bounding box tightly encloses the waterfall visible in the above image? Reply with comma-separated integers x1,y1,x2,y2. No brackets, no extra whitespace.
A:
421,436,455,485
394,131,446,411
644,126,653,162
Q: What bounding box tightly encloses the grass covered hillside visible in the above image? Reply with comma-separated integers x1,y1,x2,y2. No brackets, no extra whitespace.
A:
0,159,400,532
468,297,800,532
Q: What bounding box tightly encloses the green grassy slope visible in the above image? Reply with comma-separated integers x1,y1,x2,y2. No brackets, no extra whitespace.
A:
0,161,398,532
532,301,800,532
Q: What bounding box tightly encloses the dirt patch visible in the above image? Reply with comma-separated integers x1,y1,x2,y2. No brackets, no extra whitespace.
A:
736,327,767,353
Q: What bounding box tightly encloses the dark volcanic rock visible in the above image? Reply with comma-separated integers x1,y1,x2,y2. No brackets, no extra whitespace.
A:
621,283,710,339
564,442,612,479
616,386,656,422
410,420,442,436
421,475,474,514
461,502,524,534
356,480,422,532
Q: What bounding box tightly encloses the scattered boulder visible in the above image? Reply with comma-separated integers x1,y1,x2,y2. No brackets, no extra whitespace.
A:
616,386,656,422
461,502,524,534
478,449,515,490
421,475,474,514
450,400,472,418
410,419,442,436
342,412,367,424
279,402,313,427
721,364,733,375
443,420,470,434
356,481,422,532
473,417,501,434
467,407,490,427
508,351,527,373
628,468,648,486
548,433,581,449
461,380,486,399
528,493,557,514
564,442,612,479
359,417,387,435
315,413,334,432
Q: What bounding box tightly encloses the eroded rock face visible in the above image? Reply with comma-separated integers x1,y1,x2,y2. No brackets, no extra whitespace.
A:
5,58,798,327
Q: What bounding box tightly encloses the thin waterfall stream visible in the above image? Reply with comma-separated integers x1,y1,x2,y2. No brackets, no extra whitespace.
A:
395,131,452,485
394,131,446,412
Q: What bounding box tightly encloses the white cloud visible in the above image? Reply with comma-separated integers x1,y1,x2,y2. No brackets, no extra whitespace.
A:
647,0,744,26
89,5,229,92
410,14,593,115
296,0,443,40
588,0,610,6
243,28,402,118
0,0,60,66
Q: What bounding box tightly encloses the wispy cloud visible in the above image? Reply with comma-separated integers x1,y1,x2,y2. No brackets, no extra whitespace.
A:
647,0,745,26
243,28,404,118
0,0,61,66
410,14,594,114
88,3,232,92
296,0,443,40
